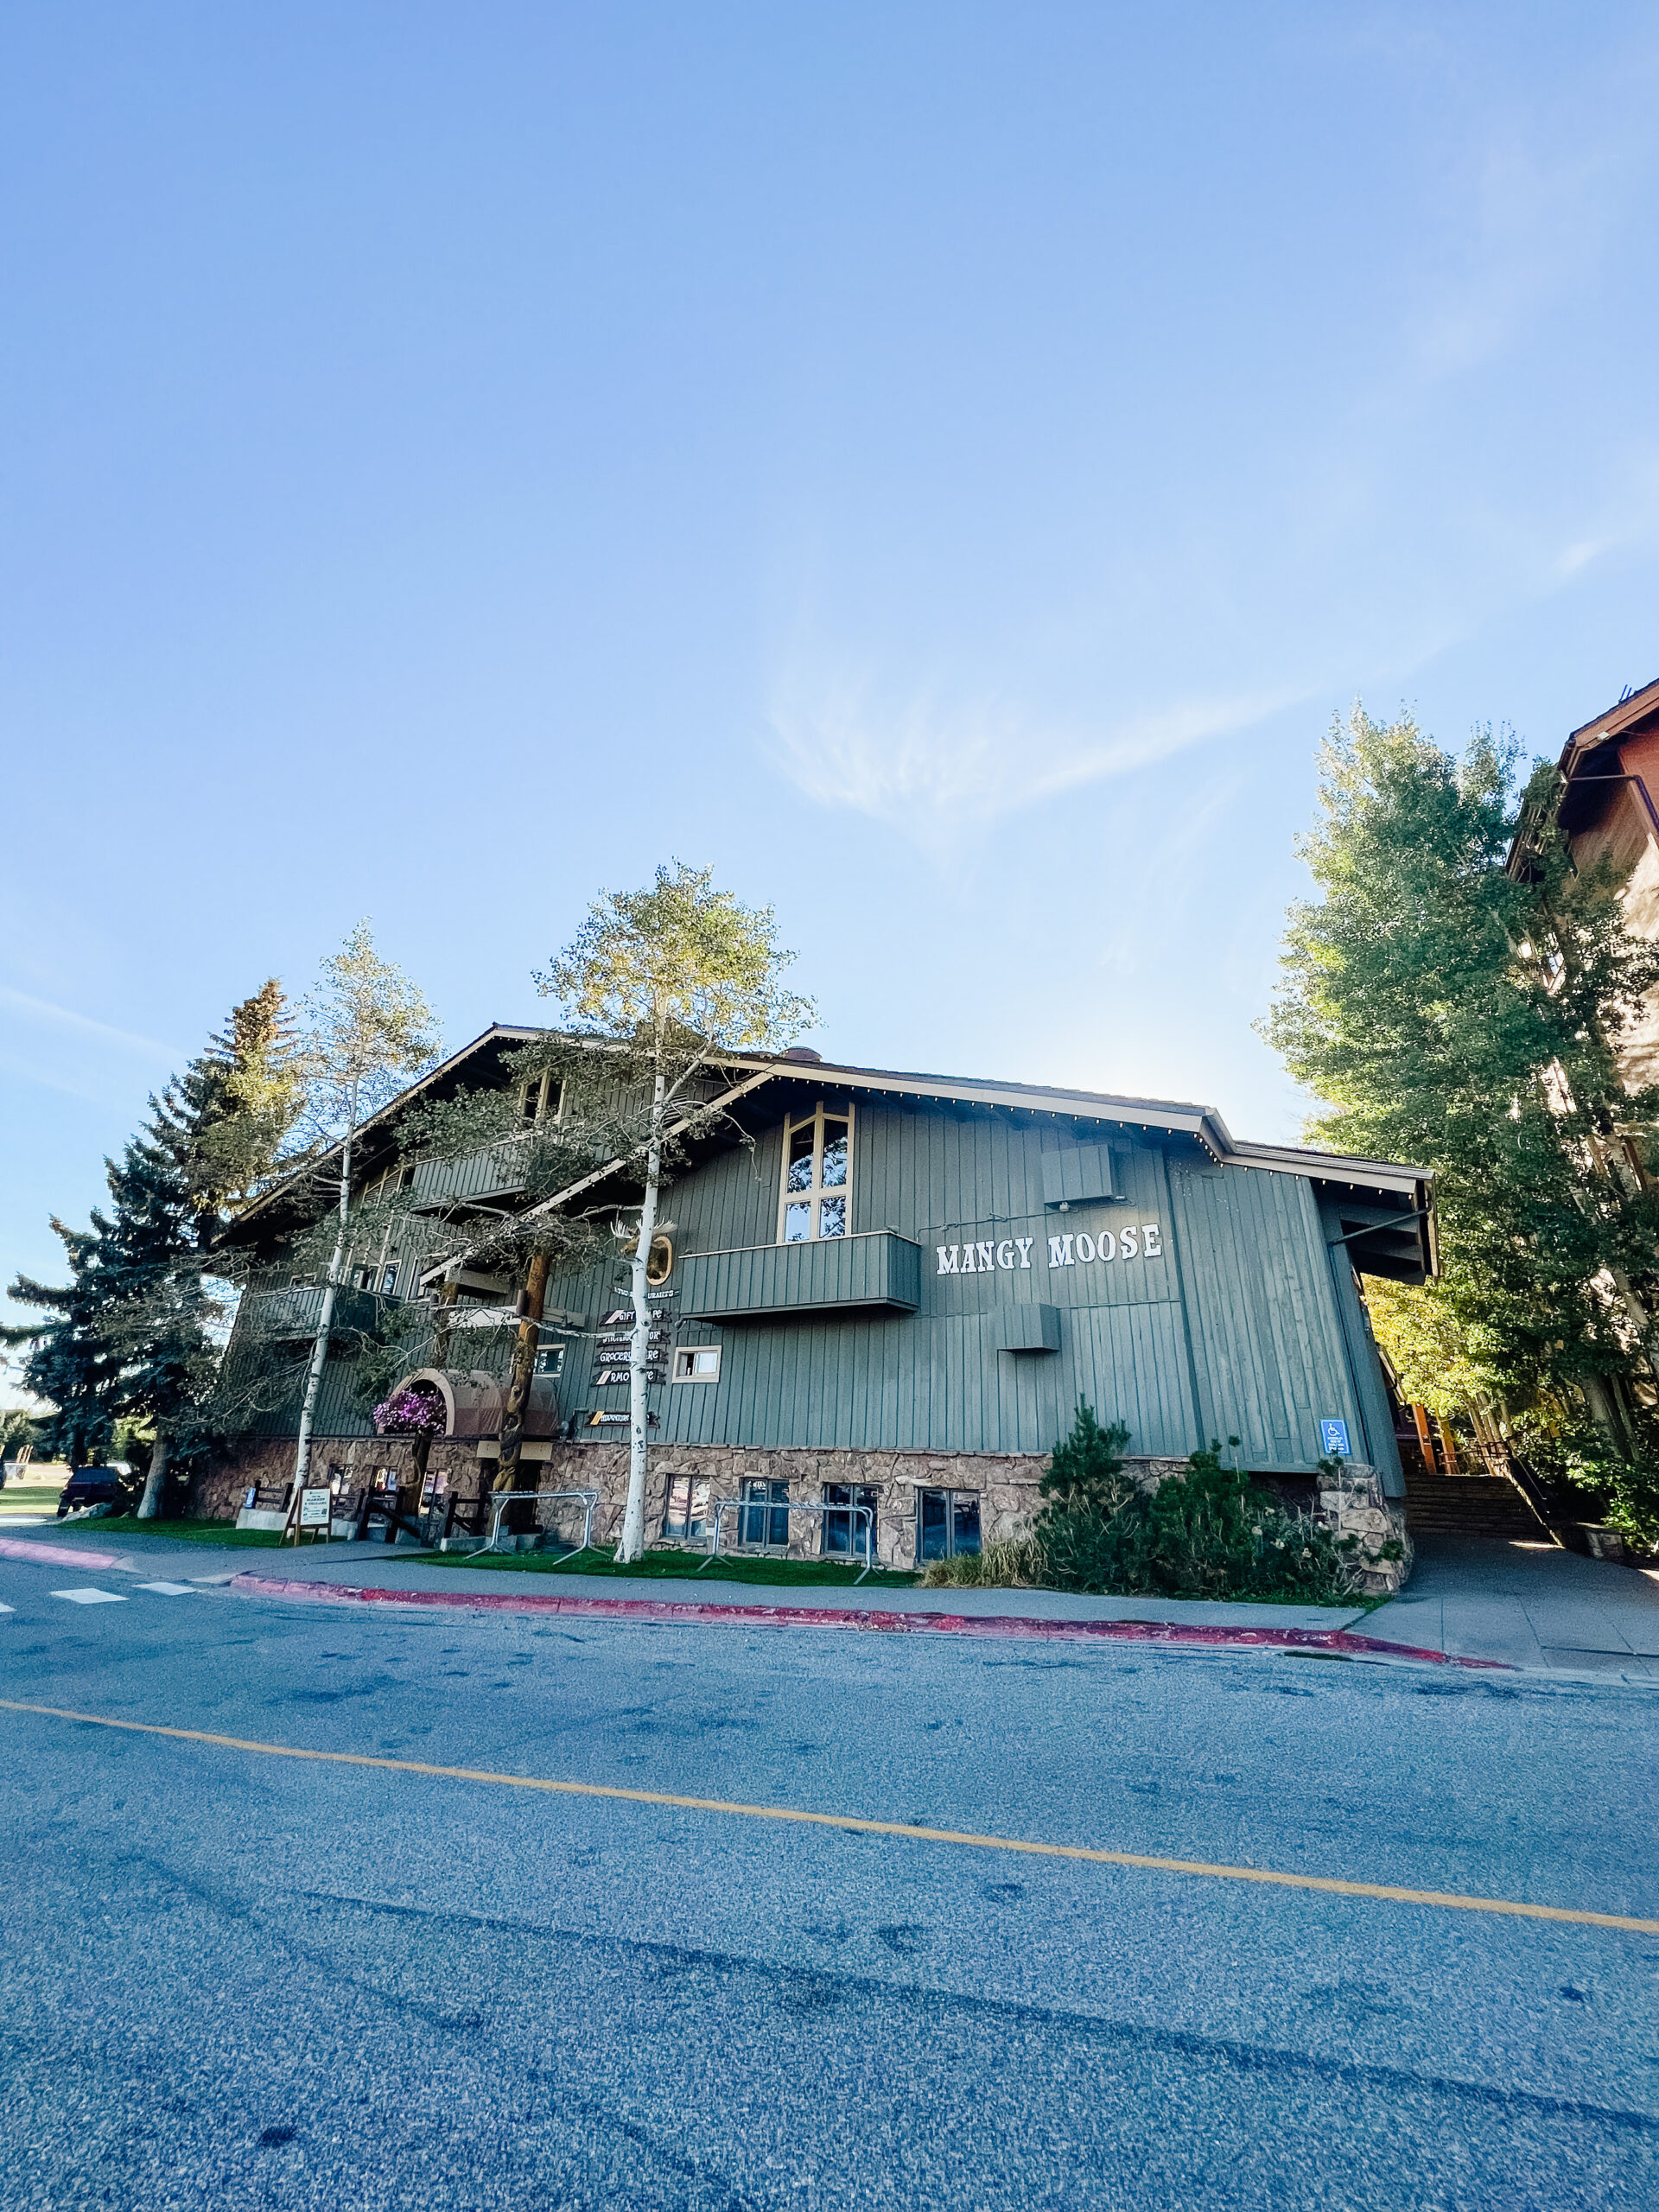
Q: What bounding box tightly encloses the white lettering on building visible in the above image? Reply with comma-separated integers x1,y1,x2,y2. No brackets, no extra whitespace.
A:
947,1225,1161,1278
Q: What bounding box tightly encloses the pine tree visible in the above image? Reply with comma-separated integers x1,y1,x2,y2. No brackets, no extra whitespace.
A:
3,983,308,1513
192,979,305,1217
1038,1402,1132,1511
94,1092,222,1516
2,1219,122,1466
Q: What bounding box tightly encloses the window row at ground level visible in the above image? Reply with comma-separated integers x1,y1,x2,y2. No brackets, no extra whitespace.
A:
664,1475,982,1561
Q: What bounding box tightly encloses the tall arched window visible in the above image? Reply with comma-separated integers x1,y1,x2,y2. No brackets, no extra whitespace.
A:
777,1102,854,1243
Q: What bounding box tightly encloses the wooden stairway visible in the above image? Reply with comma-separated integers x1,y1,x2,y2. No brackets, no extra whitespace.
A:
1402,1469,1548,1539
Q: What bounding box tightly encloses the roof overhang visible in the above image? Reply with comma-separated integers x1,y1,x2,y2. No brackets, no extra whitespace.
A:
1507,677,1659,877
523,1052,1437,1281
222,1023,556,1247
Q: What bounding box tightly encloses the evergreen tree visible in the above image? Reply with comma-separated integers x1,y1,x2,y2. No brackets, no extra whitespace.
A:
1038,1402,1132,1511
94,1091,222,1516
2,1219,121,1466
3,982,307,1512
192,979,305,1217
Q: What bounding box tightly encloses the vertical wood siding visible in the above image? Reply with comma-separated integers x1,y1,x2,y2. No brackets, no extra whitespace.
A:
537,1096,1384,1471
245,1088,1400,1474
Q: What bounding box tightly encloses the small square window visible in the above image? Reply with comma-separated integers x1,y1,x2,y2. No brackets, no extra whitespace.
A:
672,1346,721,1382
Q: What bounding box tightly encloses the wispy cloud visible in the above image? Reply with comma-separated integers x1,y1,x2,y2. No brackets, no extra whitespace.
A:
0,984,181,1064
0,1052,110,1105
766,675,1303,841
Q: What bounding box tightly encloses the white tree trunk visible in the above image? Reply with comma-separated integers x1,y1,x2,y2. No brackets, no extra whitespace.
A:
288,1112,353,1536
136,1428,169,1521
615,1066,665,1564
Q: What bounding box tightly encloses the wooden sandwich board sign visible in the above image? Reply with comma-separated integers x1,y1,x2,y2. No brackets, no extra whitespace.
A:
298,1485,332,1538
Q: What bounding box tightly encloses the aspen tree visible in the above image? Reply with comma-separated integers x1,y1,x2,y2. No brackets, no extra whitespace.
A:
537,866,812,1563
285,925,438,1530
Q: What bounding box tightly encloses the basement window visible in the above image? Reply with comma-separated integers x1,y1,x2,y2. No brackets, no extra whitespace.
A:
738,1478,790,1550
823,1483,880,1561
918,1489,981,1563
663,1473,711,1541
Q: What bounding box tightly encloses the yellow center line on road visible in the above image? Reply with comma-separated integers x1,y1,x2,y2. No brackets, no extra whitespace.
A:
3,1694,1655,1936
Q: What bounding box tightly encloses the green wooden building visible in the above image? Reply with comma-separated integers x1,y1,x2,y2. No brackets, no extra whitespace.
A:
200,1032,1433,1567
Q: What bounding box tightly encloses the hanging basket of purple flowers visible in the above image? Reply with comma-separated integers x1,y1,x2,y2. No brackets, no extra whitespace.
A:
373,1382,447,1437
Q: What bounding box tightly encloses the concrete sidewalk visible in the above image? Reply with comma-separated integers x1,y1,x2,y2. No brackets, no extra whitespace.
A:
214,1540,1376,1633
1374,1535,1659,1678
12,1522,1659,1679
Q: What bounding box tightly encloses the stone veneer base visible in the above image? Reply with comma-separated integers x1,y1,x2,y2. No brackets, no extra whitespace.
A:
189,1438,1409,1588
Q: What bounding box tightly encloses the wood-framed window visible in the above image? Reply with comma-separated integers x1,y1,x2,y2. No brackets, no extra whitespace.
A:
520,1073,563,1125
777,1102,854,1243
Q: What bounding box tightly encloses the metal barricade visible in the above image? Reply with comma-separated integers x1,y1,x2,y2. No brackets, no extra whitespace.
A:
698,1497,876,1584
475,1487,601,1558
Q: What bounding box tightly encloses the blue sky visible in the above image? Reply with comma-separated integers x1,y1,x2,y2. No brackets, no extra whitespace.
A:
4,3,1658,1326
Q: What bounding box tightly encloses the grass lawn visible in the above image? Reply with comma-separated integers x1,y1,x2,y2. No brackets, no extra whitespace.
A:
0,1484,73,1518
53,1516,290,1548
426,1544,919,1591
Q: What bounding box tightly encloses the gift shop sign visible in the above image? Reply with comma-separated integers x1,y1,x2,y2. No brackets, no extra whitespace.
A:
935,1223,1163,1276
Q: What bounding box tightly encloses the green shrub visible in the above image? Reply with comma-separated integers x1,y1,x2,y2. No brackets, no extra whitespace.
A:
1032,1407,1368,1604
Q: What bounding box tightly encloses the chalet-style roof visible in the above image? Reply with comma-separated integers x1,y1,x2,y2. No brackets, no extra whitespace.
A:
227,1022,549,1238
1509,677,1659,875
233,1027,1435,1280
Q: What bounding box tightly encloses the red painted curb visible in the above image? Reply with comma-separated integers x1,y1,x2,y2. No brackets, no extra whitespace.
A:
227,1573,1510,1669
0,1535,123,1571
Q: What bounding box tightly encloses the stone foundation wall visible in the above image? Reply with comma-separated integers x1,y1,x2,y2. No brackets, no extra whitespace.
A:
187,1435,491,1524
190,1435,1413,1592
194,1437,1180,1567
1312,1464,1413,1596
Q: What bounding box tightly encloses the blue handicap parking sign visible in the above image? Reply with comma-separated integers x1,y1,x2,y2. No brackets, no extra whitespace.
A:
1319,1419,1351,1458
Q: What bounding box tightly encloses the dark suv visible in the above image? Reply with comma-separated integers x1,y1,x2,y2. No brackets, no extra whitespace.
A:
56,1469,127,1518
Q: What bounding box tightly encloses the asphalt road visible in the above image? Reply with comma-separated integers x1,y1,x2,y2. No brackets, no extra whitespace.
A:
3,1553,1657,2210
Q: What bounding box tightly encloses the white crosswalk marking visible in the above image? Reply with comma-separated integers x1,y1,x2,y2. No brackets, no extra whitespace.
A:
51,1587,127,1605
137,1581,197,1596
